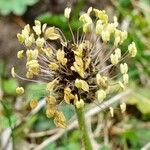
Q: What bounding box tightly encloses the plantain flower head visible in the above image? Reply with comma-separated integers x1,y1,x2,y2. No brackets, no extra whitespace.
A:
12,7,137,128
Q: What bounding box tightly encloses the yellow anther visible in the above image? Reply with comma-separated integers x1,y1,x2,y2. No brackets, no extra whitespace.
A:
128,42,137,57
46,96,56,105
36,37,44,48
120,63,128,74
64,7,71,19
30,99,38,109
120,102,126,113
75,99,85,109
17,50,24,59
26,49,38,61
110,53,119,65
75,79,89,92
33,20,41,36
44,27,60,40
47,79,59,92
49,63,59,71
115,48,121,59
11,67,16,78
97,89,106,103
109,107,114,117
123,73,129,84
54,111,66,128
16,87,24,95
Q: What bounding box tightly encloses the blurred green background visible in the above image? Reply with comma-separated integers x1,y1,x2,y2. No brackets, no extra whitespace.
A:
0,0,150,150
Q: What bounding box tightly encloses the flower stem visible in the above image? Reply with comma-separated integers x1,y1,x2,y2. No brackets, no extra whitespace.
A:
75,106,92,150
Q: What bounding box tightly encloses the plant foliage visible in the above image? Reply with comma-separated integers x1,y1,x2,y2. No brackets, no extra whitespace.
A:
0,0,39,15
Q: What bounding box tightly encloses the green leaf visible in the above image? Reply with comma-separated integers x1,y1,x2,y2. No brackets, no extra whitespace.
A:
138,0,150,27
122,130,137,141
121,127,150,149
0,115,16,128
70,130,80,143
37,13,82,34
14,115,37,137
37,13,68,30
43,143,56,150
127,88,150,114
34,116,55,132
23,0,39,5
122,129,140,149
26,83,47,100
0,0,39,16
70,19,82,31
118,0,131,8
2,78,18,95
99,145,111,150
137,99,150,114
0,0,11,15
0,60,4,76
0,100,17,129
59,105,75,121
57,143,80,150
66,143,80,149
11,0,27,15
136,128,150,146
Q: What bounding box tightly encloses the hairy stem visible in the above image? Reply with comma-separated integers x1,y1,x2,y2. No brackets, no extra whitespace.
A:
75,106,92,150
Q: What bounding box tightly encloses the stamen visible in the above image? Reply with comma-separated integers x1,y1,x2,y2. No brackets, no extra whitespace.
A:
99,64,113,73
56,28,67,43
15,72,44,83
68,21,76,44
